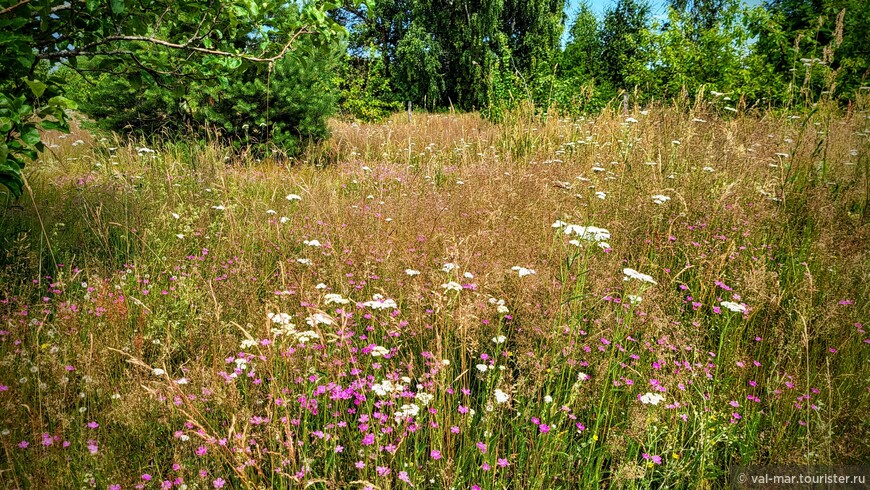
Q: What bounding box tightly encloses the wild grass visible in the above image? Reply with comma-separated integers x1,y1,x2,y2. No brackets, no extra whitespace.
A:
0,100,868,489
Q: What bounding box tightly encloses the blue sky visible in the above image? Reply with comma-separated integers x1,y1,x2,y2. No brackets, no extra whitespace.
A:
564,0,763,22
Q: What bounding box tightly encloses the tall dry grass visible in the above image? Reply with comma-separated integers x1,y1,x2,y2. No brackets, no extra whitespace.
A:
0,100,867,489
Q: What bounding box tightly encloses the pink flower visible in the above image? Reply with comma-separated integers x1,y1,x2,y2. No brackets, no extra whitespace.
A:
213,477,226,489
539,424,550,433
196,446,207,456
476,442,487,453
355,461,365,469
87,421,99,429
398,471,412,485
376,466,390,476
430,450,442,460
142,474,152,481
497,458,509,467
481,463,491,471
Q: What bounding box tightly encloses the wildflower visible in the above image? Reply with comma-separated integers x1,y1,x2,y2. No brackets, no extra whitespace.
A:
651,195,670,204
497,458,509,467
511,266,536,277
142,474,152,482
18,440,28,449
324,293,350,305
405,269,420,276
213,478,226,489
398,471,412,485
476,442,487,453
543,395,553,403
623,268,657,285
286,194,302,201
442,263,457,273
303,239,321,247
625,117,639,123
431,450,442,460
720,301,746,313
152,368,166,376
355,461,365,469
494,389,510,404
442,281,462,292
476,364,489,373
595,191,606,199
376,466,390,477
211,205,226,211
87,421,99,429
639,392,665,405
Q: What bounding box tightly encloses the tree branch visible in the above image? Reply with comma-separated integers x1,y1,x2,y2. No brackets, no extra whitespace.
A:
36,26,314,63
0,0,32,16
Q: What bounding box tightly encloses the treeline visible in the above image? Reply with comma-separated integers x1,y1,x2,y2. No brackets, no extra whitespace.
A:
1,0,868,198
333,0,869,120
53,0,870,144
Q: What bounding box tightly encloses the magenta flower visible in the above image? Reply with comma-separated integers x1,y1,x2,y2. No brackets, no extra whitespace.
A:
430,450,442,460
17,440,28,449
355,461,365,469
196,446,207,456
497,458,509,467
376,466,390,476
213,477,226,489
476,441,487,453
398,471,412,485
539,424,550,433
142,474,152,481
87,421,99,429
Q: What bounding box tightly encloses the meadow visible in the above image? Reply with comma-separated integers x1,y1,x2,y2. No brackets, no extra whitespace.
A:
1,100,868,489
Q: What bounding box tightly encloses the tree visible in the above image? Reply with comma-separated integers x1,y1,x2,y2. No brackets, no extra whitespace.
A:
0,0,344,198
599,0,652,91
561,2,603,81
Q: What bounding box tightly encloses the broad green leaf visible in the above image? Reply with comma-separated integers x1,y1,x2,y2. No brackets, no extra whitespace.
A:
20,125,40,146
0,157,23,198
111,0,125,15
24,79,47,98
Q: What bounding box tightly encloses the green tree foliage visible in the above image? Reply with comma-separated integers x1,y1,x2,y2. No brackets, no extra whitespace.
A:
336,0,566,112
0,0,344,198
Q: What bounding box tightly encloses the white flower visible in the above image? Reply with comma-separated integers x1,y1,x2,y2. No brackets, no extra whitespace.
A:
176,234,185,239
286,194,302,201
315,283,327,290
627,294,643,304
476,364,489,373
372,379,396,396
303,239,322,247
442,262,457,273
442,281,462,292
720,301,747,313
561,224,611,243
492,335,507,344
442,359,450,366
211,205,226,211
494,389,510,404
623,268,658,285
363,294,398,310
152,368,166,376
371,345,390,357
175,378,189,385
280,216,290,223
511,266,536,277
416,392,434,406
305,312,333,326
394,403,420,422
266,209,277,215
578,372,590,381
625,117,639,123
702,166,715,172
463,272,474,279
296,258,312,265
324,293,350,305
595,191,607,199
171,212,180,219
544,395,553,403
640,392,665,405
240,339,258,349
405,269,420,276
651,195,671,204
